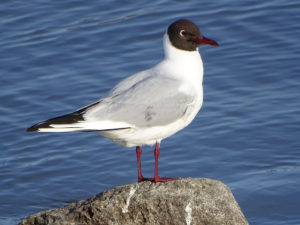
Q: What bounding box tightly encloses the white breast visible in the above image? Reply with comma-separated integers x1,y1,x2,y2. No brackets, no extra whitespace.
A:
99,34,204,147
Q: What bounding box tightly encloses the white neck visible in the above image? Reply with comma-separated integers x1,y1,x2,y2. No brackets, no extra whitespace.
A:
163,33,202,63
161,33,204,85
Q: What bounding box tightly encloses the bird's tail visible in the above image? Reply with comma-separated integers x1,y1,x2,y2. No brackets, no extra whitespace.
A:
27,107,132,132
27,108,89,132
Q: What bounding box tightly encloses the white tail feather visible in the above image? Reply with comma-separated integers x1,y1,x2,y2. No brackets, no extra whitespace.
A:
36,121,133,132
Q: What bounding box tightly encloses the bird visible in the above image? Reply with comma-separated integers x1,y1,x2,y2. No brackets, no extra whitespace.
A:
27,19,219,183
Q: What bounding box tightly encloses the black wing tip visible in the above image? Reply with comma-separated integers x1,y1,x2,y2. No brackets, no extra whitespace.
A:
26,101,101,133
26,109,86,133
27,125,38,132
26,122,50,132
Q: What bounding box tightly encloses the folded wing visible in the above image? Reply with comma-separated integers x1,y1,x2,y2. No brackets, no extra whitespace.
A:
27,76,194,132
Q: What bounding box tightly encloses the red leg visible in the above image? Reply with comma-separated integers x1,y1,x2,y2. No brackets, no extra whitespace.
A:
153,142,160,180
136,146,143,182
152,142,178,183
136,142,178,183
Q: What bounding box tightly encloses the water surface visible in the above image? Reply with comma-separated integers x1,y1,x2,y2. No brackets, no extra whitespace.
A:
1,1,300,224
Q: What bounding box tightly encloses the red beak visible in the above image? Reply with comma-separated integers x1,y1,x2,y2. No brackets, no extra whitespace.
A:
192,36,219,46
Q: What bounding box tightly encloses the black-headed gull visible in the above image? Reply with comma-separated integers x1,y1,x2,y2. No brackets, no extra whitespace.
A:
27,19,218,182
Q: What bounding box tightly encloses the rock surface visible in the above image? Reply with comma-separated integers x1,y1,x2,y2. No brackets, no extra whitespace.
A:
19,178,248,225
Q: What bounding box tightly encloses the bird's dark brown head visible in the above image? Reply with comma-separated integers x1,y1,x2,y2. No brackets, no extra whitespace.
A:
167,19,219,51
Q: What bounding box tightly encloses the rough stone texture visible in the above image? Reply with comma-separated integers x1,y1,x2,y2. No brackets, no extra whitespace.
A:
19,178,248,225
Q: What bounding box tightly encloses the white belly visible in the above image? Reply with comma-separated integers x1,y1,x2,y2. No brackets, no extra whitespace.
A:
99,93,203,147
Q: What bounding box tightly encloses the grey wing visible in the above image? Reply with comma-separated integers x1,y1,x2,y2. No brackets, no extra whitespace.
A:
84,76,195,128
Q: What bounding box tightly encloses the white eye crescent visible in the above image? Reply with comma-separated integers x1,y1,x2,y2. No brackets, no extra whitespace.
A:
180,30,187,37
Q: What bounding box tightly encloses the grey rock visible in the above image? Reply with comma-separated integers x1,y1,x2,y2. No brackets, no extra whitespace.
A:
19,178,248,225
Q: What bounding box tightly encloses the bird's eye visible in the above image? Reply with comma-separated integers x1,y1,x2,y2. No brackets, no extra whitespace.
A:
180,30,187,37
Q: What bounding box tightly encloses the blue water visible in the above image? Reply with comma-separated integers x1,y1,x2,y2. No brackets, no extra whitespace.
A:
1,1,300,224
